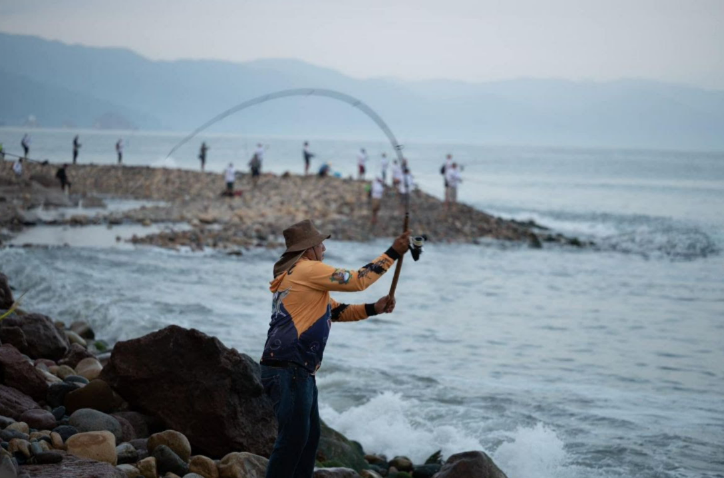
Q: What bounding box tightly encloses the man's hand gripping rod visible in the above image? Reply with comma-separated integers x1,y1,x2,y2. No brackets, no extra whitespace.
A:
388,212,409,299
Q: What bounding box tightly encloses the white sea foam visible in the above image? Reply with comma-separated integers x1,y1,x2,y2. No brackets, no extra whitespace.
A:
320,391,485,464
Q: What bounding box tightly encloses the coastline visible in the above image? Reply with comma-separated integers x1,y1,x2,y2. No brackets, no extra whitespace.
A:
0,160,588,251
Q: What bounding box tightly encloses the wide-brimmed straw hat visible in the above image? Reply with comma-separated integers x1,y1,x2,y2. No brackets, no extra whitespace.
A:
273,220,330,277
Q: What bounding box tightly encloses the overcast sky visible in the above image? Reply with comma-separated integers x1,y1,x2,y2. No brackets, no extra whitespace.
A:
1,0,723,89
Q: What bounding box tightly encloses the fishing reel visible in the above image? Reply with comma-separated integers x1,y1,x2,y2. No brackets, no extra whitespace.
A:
409,234,428,262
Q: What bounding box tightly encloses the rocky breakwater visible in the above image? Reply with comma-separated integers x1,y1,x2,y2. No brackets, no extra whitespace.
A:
0,160,588,251
0,270,510,478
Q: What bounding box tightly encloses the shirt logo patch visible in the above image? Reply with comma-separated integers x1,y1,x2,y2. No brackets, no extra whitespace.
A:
330,269,352,284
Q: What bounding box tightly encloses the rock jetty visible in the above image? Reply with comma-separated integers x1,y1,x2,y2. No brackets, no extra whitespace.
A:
0,161,588,251
0,272,509,477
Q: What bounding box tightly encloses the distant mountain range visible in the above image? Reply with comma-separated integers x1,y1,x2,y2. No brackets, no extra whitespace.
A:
1,32,723,150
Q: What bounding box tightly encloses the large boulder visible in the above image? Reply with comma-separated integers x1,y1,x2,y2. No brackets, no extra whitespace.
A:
434,451,508,478
20,452,125,478
100,325,276,457
0,273,12,309
0,344,48,400
0,384,40,420
318,420,368,472
0,314,69,360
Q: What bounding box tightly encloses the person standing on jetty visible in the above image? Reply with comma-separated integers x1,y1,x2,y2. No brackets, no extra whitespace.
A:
12,158,23,179
380,153,389,184
199,142,209,172
303,141,314,175
72,135,82,164
56,164,71,194
224,162,235,196
261,219,409,478
391,159,403,191
21,134,31,159
440,153,453,189
115,138,124,164
357,148,368,179
445,162,462,211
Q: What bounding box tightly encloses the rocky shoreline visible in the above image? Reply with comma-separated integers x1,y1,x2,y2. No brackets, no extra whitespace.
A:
0,272,509,478
0,160,590,251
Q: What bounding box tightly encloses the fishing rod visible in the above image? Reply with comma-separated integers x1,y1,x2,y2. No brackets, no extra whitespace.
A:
164,88,411,299
1,151,51,164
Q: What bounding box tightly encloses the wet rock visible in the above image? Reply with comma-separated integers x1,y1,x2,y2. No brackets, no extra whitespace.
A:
0,314,69,361
8,438,30,457
189,455,218,478
435,451,508,478
6,421,29,435
218,452,268,478
75,357,103,381
0,344,48,400
359,470,383,478
1,429,28,442
0,415,16,428
65,378,117,414
59,343,95,368
70,321,96,340
47,381,81,408
65,375,90,385
18,409,56,431
66,430,117,465
65,331,87,347
0,455,17,478
31,450,63,464
51,406,66,421
153,444,189,476
112,411,157,439
411,464,441,478
148,430,192,463
116,442,139,464
389,456,413,472
0,273,12,310
111,414,137,443
53,425,79,442
0,385,40,420
69,409,123,441
101,325,276,457
51,431,65,450
184,474,206,478
313,468,360,478
0,327,27,353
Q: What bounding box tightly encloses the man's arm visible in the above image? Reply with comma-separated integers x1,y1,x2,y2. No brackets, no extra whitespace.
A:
329,295,396,322
302,247,401,292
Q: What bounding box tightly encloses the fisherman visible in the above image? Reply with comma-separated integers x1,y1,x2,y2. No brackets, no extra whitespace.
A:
371,176,385,225
303,141,314,176
318,162,331,178
260,219,409,478
398,167,416,212
445,162,462,210
12,158,23,179
380,153,389,183
56,164,71,194
199,142,209,172
440,153,453,190
224,163,236,196
73,135,82,164
249,153,262,188
0,142,5,160
21,134,30,159
116,138,124,164
255,143,268,165
357,148,368,179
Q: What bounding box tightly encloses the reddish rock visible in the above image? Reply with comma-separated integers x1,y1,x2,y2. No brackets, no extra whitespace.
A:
435,451,509,478
0,313,69,360
0,325,28,351
19,451,125,477
101,325,276,458
0,344,48,400
0,384,41,420
111,413,137,442
58,343,95,368
112,411,159,439
64,379,118,414
19,409,57,431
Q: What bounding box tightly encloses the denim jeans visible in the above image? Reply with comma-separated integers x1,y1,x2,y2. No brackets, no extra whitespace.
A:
261,363,320,478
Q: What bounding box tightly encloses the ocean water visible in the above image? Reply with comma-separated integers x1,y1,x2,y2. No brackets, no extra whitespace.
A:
1,128,723,477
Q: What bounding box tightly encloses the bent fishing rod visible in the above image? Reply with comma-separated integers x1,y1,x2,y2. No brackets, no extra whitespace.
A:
164,88,411,299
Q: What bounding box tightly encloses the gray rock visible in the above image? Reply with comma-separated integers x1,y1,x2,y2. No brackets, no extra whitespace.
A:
69,409,123,442
116,442,139,465
52,406,66,421
183,474,205,478
0,429,29,442
0,415,16,428
412,464,441,478
52,425,78,442
64,375,89,385
152,445,189,477
29,442,43,456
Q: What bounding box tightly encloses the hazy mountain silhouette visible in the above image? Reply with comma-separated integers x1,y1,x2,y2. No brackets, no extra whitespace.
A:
1,32,723,150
